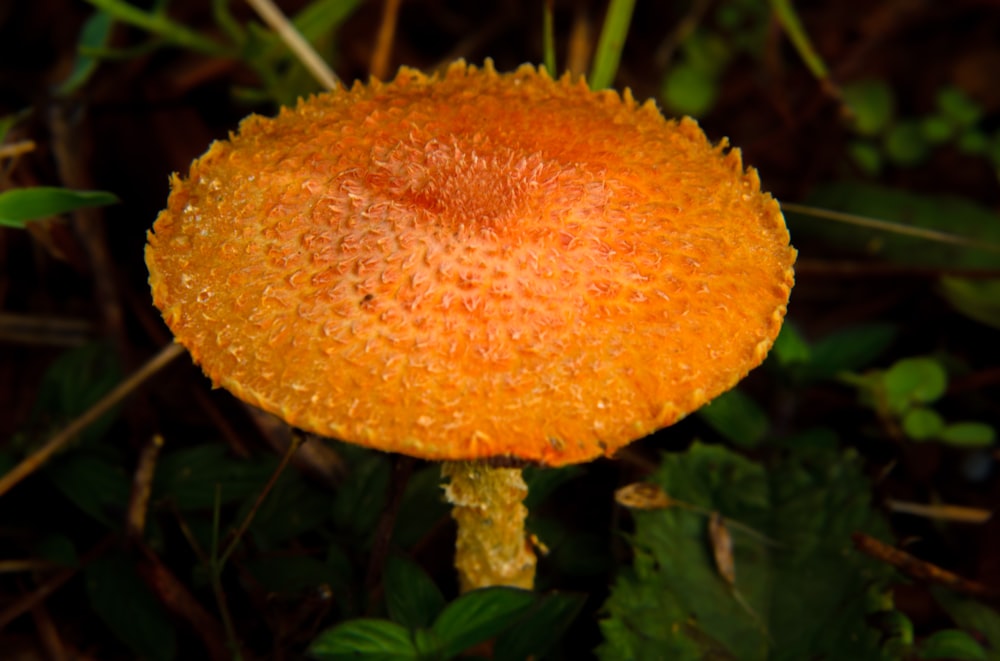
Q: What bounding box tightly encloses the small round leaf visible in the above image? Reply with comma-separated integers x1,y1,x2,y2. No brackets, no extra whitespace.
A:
883,358,947,406
940,422,996,448
902,408,945,441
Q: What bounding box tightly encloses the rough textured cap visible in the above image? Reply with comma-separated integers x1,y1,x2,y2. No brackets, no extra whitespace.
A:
146,60,795,466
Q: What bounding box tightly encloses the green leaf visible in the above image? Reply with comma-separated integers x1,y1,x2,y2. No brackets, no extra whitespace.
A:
35,534,78,567
936,87,983,128
920,115,955,145
21,342,122,447
847,140,883,176
919,629,988,660
588,0,636,90
246,473,332,549
384,555,446,629
292,0,365,43
884,120,930,166
0,187,119,227
661,63,718,117
902,408,946,441
531,516,613,577
391,464,450,549
698,389,769,448
598,443,893,661
933,588,1000,659
430,588,536,659
958,129,990,156
940,422,996,448
523,464,583,509
331,445,391,543
940,278,1000,330
842,80,895,136
883,357,948,408
153,444,278,511
792,182,1000,272
243,554,346,596
798,323,897,382
493,591,587,661
45,453,131,528
56,10,113,96
85,551,177,661
770,322,811,367
308,619,418,660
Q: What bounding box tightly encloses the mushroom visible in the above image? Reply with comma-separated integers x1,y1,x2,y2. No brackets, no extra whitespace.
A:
146,60,795,592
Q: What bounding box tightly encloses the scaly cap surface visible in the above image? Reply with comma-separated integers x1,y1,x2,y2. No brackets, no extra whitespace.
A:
146,60,796,466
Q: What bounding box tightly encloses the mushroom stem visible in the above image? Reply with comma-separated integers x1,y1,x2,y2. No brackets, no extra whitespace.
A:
442,461,536,592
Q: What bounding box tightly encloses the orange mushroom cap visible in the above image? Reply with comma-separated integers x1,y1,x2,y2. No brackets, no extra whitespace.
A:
146,60,795,467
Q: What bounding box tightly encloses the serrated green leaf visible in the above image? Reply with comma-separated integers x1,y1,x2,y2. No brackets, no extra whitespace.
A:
152,445,278,511
940,422,996,448
391,464,450,550
598,443,893,661
919,629,988,660
523,464,583,509
0,187,119,227
884,357,948,407
330,445,390,544
530,516,613,577
431,588,536,659
308,619,418,660
45,453,131,528
493,591,587,661
85,551,177,661
698,388,769,448
384,555,445,629
245,473,331,549
20,342,122,448
243,554,345,596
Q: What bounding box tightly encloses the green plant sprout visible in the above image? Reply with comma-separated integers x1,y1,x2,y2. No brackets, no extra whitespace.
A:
842,356,996,448
842,80,1000,175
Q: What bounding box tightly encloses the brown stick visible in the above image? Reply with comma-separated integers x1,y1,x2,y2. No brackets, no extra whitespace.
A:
852,532,998,598
0,535,115,629
127,434,166,540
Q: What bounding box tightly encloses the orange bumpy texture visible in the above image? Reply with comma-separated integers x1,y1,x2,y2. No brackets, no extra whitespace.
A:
146,60,796,466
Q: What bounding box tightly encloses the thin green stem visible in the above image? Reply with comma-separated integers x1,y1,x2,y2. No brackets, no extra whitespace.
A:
542,0,557,75
84,0,230,56
211,0,246,45
768,0,828,80
219,434,305,567
588,0,636,89
209,485,243,661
